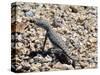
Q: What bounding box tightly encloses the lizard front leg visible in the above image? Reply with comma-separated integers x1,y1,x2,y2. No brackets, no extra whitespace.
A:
42,32,48,51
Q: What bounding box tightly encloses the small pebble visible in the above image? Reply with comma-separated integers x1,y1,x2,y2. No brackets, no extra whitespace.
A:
25,10,35,17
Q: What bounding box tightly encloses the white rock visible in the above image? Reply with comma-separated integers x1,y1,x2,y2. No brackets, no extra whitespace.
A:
44,55,52,62
53,62,74,70
16,65,22,70
89,37,96,43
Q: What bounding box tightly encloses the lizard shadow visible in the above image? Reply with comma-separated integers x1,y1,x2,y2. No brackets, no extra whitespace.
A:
29,47,75,67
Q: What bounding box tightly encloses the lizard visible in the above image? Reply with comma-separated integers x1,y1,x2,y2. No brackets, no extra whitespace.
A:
31,18,76,68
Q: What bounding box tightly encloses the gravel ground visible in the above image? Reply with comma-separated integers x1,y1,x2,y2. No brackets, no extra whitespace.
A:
11,2,97,73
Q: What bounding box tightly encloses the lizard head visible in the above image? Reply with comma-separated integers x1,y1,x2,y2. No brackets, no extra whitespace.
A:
32,18,51,31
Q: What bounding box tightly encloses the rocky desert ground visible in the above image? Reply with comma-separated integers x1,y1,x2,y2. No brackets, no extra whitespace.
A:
11,2,97,72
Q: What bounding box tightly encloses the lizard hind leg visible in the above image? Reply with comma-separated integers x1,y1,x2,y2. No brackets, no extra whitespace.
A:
47,47,76,68
53,48,76,68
